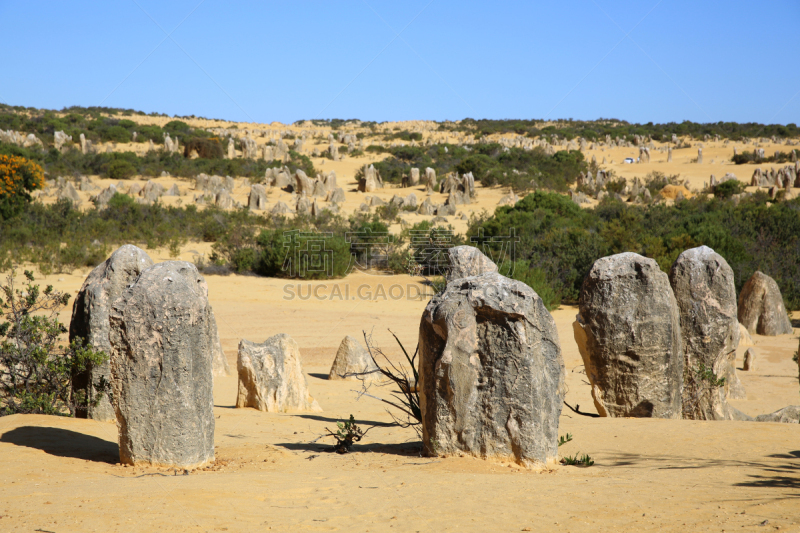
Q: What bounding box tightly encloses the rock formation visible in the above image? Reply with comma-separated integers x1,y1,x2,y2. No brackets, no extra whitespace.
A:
743,348,756,371
669,246,746,420
445,245,498,281
109,262,215,468
419,272,565,466
248,184,268,210
69,245,154,420
755,406,800,423
328,335,379,381
410,167,420,186
358,165,383,193
738,271,793,336
236,334,321,412
424,167,437,194
574,253,683,418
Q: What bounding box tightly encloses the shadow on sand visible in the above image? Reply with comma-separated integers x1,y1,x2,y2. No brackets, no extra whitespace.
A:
0,426,119,464
603,449,800,498
274,440,422,457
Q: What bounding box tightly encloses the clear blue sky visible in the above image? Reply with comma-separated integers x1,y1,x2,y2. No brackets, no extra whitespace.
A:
1,1,798,125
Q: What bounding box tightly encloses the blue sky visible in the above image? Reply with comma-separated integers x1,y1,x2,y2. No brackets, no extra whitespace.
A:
1,1,798,124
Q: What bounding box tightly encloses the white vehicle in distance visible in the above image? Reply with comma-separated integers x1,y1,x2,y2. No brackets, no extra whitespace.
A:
623,157,636,164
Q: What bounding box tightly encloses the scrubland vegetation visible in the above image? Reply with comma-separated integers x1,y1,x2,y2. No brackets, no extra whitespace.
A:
450,118,800,142
0,142,315,180
365,143,587,192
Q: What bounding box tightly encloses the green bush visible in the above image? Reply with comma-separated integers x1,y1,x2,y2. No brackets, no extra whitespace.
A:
2,141,315,180
469,191,800,310
107,158,137,180
713,180,746,199
0,270,108,416
369,143,586,191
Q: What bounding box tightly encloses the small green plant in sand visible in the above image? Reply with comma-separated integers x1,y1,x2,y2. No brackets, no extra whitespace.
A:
561,453,595,467
325,414,369,454
558,434,573,447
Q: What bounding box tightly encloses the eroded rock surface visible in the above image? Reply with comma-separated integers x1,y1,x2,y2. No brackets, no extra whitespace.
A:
236,334,321,412
738,271,793,336
574,253,683,419
419,272,565,466
109,261,215,468
69,245,154,420
669,246,746,419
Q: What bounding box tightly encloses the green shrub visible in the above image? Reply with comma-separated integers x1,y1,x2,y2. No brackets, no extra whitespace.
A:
469,191,800,310
107,158,137,180
713,180,746,199
0,270,108,416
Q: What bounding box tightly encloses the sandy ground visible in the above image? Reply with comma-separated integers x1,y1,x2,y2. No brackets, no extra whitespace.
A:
7,116,800,530
1,265,799,532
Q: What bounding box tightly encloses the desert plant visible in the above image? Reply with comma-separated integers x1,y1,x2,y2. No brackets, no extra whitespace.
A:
695,363,726,388
713,180,746,199
323,414,370,453
0,270,108,416
558,434,573,447
352,331,421,435
561,453,595,467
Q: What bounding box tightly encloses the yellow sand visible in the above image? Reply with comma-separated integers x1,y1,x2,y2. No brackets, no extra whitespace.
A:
0,262,798,532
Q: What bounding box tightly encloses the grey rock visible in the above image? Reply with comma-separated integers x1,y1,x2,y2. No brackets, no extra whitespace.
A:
208,306,231,376
738,271,793,336
58,182,82,205
424,167,437,193
409,167,420,185
436,203,456,217
743,348,756,371
574,253,683,418
270,201,293,215
328,335,379,381
358,164,382,192
248,184,268,210
419,272,566,466
326,187,346,203
92,185,118,207
69,245,154,420
294,170,314,197
215,190,234,209
79,177,98,192
236,334,321,412
109,261,215,468
755,406,800,423
446,245,498,282
140,180,164,203
296,197,312,216
163,184,181,197
417,198,435,215
669,246,746,420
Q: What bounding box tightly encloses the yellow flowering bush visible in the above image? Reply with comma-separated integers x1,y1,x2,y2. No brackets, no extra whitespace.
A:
0,155,44,219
